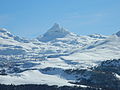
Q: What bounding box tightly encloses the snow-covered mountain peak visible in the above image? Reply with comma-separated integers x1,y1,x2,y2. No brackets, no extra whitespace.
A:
49,23,61,31
0,28,11,34
45,23,72,36
0,28,14,39
37,23,76,42
0,28,30,43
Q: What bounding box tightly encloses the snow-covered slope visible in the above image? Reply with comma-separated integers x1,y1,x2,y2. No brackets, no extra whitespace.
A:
37,23,76,42
0,24,120,87
0,28,30,43
0,28,41,55
36,23,107,55
61,35,120,68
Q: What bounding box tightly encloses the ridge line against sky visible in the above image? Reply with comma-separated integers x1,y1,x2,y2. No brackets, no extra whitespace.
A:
0,0,120,38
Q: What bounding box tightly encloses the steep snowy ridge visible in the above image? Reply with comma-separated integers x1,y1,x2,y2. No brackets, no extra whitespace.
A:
37,23,77,42
0,28,14,39
0,28,29,43
0,28,40,55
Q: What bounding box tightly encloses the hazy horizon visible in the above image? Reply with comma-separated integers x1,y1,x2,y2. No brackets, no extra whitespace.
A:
0,0,120,38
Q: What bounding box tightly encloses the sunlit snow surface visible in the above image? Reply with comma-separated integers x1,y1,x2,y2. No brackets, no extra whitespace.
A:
0,70,73,86
0,25,120,86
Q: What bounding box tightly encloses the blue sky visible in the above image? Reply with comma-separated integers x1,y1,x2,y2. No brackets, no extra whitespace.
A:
0,0,120,38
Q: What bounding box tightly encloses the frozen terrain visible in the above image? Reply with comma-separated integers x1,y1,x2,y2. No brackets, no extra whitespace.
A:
0,23,120,87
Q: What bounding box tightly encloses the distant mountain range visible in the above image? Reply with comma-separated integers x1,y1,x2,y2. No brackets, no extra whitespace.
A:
0,23,120,89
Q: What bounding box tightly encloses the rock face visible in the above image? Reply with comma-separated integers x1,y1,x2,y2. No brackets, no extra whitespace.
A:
116,31,120,37
37,23,75,42
68,59,120,90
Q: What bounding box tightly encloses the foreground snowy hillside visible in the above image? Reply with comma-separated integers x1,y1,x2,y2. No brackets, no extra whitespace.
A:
0,23,120,89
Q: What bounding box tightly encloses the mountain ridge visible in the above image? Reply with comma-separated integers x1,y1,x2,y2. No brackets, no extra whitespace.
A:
37,23,77,42
0,24,120,89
